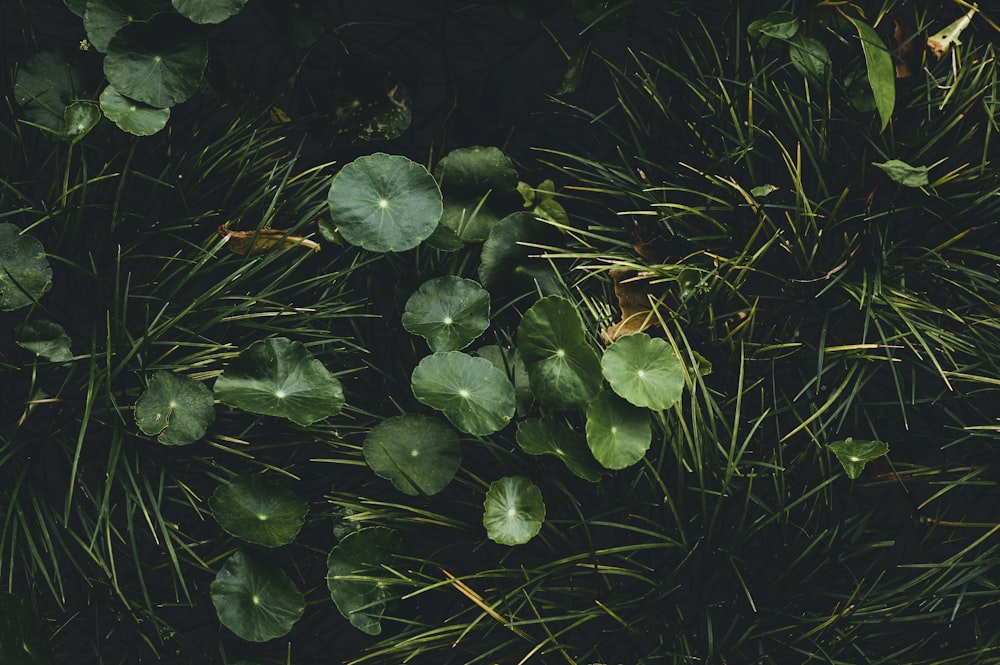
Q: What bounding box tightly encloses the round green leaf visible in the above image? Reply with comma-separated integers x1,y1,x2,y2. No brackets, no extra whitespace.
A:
517,295,602,410
0,224,53,311
99,85,170,135
63,101,101,143
15,320,72,362
209,475,308,547
214,337,344,427
0,592,53,665
516,417,603,482
327,527,402,635
14,51,90,134
84,0,170,52
211,550,305,643
172,0,247,23
363,415,461,496
601,333,684,410
433,146,518,197
479,211,560,294
104,13,208,108
586,389,652,470
323,153,443,253
134,370,215,445
483,476,545,546
402,276,490,352
410,352,515,436
828,438,890,479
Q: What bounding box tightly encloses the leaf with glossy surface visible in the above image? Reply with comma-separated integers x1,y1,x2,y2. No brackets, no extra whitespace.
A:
214,337,344,427
211,550,305,642
84,0,170,52
15,320,72,362
602,333,684,410
104,13,208,108
0,224,53,311
134,370,215,445
828,438,889,479
516,417,603,482
402,276,490,352
411,352,515,436
586,390,652,469
517,295,602,410
99,85,170,135
327,527,401,635
873,159,930,187
483,476,545,545
14,51,90,134
209,475,308,547
363,415,461,496
172,0,247,23
846,15,895,132
324,153,442,252
433,146,518,197
0,592,53,665
479,211,560,295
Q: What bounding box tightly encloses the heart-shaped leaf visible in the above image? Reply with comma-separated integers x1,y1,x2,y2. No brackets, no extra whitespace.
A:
135,370,215,445
517,295,602,410
213,337,344,427
15,320,72,362
209,475,309,547
172,0,247,24
327,527,402,635
483,476,545,546
402,276,490,352
99,85,170,135
323,153,443,252
0,224,53,311
363,414,461,496
586,389,652,469
14,51,90,135
104,13,208,108
479,211,560,295
410,352,515,436
0,592,53,665
516,417,603,482
827,438,889,479
211,550,305,642
63,101,101,143
602,333,684,410
83,0,170,52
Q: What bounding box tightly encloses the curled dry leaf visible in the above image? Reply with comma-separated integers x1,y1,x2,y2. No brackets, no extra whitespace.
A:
218,222,320,256
601,268,661,344
927,3,977,59
892,14,919,78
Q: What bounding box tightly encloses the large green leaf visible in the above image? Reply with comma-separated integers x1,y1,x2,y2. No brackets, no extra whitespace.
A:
482,476,545,546
846,15,895,132
828,438,889,479
0,224,53,311
516,417,603,482
410,352,515,436
0,592,53,665
211,550,305,642
479,211,560,295
15,320,72,362
327,527,402,635
172,0,247,24
323,153,443,252
363,415,461,496
517,295,602,410
601,333,684,410
209,475,308,547
14,51,90,134
402,276,490,352
83,0,170,52
586,389,652,470
99,85,170,135
135,370,215,445
213,337,344,427
433,146,518,197
104,13,208,108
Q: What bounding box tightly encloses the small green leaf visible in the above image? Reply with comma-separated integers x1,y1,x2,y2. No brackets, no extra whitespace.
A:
209,475,308,547
788,34,829,86
751,11,800,40
601,333,684,410
172,0,247,24
0,591,53,665
828,438,889,479
63,101,101,143
479,212,561,295
434,146,518,197
846,15,895,132
586,389,652,470
516,417,603,482
872,159,930,187
750,184,779,198
363,415,461,496
99,85,170,135
411,352,515,436
135,370,215,445
483,476,545,546
402,276,490,352
438,195,503,243
213,337,344,427
211,550,305,642
0,224,53,311
327,527,401,635
15,320,72,362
